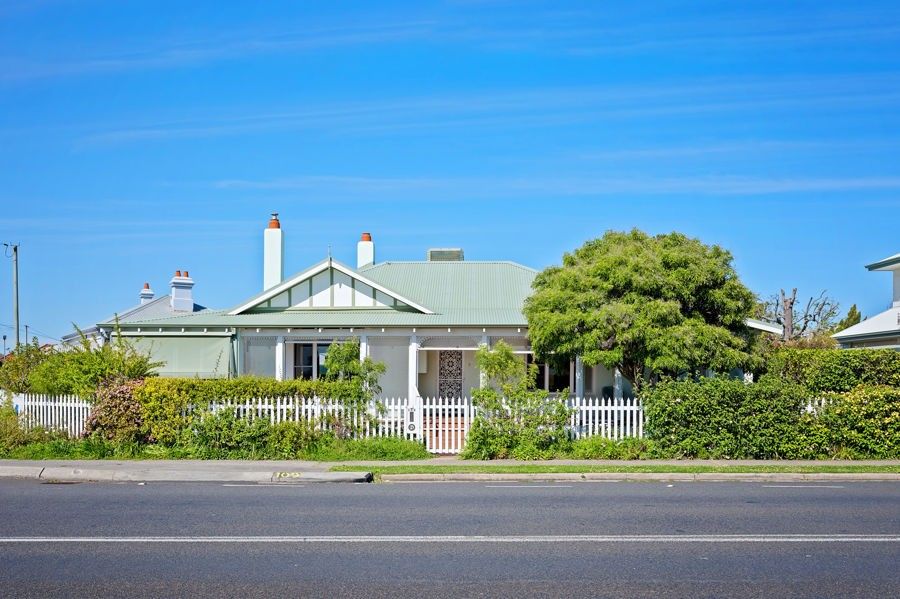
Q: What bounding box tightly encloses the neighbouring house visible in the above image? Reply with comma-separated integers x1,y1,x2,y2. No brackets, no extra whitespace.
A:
67,214,779,398
61,279,206,349
833,252,900,349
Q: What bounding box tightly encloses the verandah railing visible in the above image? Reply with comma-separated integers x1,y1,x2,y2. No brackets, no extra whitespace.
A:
9,393,649,454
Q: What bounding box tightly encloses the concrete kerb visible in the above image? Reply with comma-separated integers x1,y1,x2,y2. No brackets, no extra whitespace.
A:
379,472,900,483
0,466,372,484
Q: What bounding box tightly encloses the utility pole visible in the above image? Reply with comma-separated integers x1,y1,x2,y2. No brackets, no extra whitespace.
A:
3,243,18,347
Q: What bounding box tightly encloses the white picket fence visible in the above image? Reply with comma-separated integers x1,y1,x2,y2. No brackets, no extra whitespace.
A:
12,394,92,439
10,393,835,454
10,393,644,454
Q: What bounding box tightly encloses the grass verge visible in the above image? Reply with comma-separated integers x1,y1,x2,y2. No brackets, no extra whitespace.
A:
0,436,432,461
330,464,900,476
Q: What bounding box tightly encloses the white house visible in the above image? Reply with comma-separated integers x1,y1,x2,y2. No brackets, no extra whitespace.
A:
833,252,900,349
84,214,624,399
72,214,785,399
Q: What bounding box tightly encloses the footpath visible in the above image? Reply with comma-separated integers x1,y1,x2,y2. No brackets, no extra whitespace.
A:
1,457,898,484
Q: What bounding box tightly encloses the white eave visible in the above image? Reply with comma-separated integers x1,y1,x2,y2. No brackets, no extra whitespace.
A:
745,318,784,336
866,252,900,271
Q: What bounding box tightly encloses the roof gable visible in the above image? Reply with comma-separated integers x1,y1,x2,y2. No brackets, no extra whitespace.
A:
229,258,434,315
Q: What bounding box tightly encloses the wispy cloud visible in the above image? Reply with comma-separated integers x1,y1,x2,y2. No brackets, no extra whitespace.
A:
574,138,900,161
212,174,900,197
3,7,899,83
0,19,438,83
73,73,900,146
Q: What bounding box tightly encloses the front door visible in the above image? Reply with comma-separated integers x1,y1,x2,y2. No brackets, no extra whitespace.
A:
438,350,463,399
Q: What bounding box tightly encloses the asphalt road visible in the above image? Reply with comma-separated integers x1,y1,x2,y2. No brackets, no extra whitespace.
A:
1,480,898,598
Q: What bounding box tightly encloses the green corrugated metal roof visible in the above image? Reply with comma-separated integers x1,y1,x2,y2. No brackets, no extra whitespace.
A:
361,261,537,312
117,261,537,329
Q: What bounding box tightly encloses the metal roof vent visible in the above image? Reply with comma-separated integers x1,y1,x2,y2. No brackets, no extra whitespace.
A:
427,248,464,262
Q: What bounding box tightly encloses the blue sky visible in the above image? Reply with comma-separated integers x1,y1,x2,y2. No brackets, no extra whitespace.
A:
1,0,900,344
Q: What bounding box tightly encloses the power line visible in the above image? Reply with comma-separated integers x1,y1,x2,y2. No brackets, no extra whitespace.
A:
0,322,61,342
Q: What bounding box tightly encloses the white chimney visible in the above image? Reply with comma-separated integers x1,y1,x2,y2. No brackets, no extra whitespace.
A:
893,269,900,307
264,213,284,290
169,270,194,312
139,282,154,305
357,232,374,268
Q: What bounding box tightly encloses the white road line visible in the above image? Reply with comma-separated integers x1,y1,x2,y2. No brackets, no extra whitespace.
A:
762,485,846,489
1,535,897,544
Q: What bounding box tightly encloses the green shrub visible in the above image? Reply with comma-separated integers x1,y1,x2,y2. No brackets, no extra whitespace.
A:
183,409,271,459
569,436,619,459
820,386,900,458
28,335,160,397
134,376,362,445
765,348,900,393
461,341,573,460
644,377,817,459
84,379,146,443
569,436,659,459
0,398,58,453
267,420,328,459
0,341,50,393
309,436,430,461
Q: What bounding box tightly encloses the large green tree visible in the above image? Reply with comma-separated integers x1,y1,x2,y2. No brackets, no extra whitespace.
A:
524,229,757,391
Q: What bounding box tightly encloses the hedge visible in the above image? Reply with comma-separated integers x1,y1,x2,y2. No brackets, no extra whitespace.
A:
765,348,900,393
819,385,900,459
644,377,900,459
134,377,365,445
644,377,820,459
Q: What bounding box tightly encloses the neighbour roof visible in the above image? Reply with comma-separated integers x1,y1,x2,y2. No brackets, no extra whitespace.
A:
745,318,784,336
866,252,900,271
118,260,538,329
832,305,900,341
97,295,206,325
64,295,206,342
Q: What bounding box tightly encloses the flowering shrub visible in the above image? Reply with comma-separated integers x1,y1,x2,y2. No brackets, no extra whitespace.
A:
84,379,146,443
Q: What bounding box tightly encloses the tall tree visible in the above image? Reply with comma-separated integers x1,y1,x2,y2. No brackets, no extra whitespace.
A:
764,289,840,341
833,304,862,333
524,229,756,391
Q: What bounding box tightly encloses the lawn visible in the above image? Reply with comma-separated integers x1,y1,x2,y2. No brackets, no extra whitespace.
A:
330,464,900,476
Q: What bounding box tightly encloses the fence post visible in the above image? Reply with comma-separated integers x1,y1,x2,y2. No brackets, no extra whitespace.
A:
409,395,423,443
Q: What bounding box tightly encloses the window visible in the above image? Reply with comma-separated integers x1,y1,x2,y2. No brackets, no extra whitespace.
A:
316,343,331,379
548,362,570,393
526,353,571,392
293,342,331,380
294,344,314,380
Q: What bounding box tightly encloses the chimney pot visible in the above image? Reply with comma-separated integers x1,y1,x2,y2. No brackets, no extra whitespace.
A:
169,270,194,312
263,213,284,290
139,282,155,305
357,232,375,268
